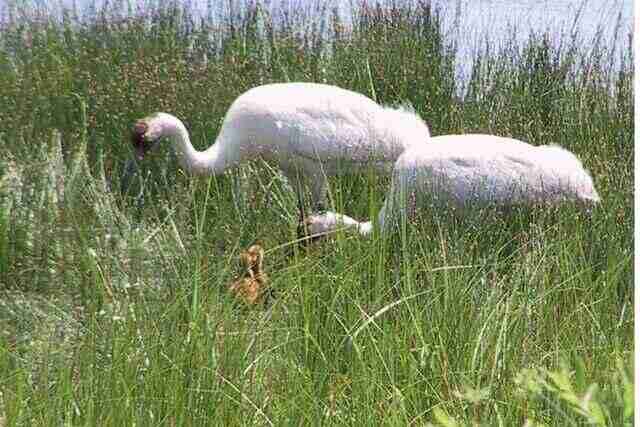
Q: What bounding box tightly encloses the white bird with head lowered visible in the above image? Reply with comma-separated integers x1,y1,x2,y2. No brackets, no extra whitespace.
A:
130,82,431,214
305,134,600,237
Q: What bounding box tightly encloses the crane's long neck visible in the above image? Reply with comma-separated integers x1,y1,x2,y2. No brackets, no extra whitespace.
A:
158,114,236,175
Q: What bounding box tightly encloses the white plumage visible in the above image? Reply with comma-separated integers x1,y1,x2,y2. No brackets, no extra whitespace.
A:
305,134,600,236
130,82,431,210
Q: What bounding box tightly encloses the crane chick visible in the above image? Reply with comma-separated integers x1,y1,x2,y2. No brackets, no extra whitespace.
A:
229,243,269,306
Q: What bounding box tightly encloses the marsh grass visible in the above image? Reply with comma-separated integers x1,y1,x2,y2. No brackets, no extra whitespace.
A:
0,0,633,425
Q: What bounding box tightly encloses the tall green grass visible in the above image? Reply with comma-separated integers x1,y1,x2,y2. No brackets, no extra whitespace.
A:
0,1,633,425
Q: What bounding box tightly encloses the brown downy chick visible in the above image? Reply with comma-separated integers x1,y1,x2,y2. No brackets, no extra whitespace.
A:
229,244,269,305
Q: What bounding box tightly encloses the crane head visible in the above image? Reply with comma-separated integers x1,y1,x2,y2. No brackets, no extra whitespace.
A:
132,120,158,161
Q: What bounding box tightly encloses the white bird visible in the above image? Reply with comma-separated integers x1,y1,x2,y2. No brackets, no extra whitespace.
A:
305,134,600,236
130,82,431,212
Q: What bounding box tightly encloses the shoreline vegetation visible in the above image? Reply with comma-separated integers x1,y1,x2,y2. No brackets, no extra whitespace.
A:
0,0,633,425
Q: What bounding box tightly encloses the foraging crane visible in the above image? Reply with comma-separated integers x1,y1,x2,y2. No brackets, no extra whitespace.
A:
304,134,600,236
130,82,431,216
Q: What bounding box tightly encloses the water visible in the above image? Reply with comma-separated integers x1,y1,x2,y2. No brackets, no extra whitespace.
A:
437,0,630,42
431,0,631,81
256,0,633,85
7,0,633,85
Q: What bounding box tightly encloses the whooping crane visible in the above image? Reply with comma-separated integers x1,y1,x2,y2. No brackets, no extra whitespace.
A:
304,134,600,236
130,83,431,214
